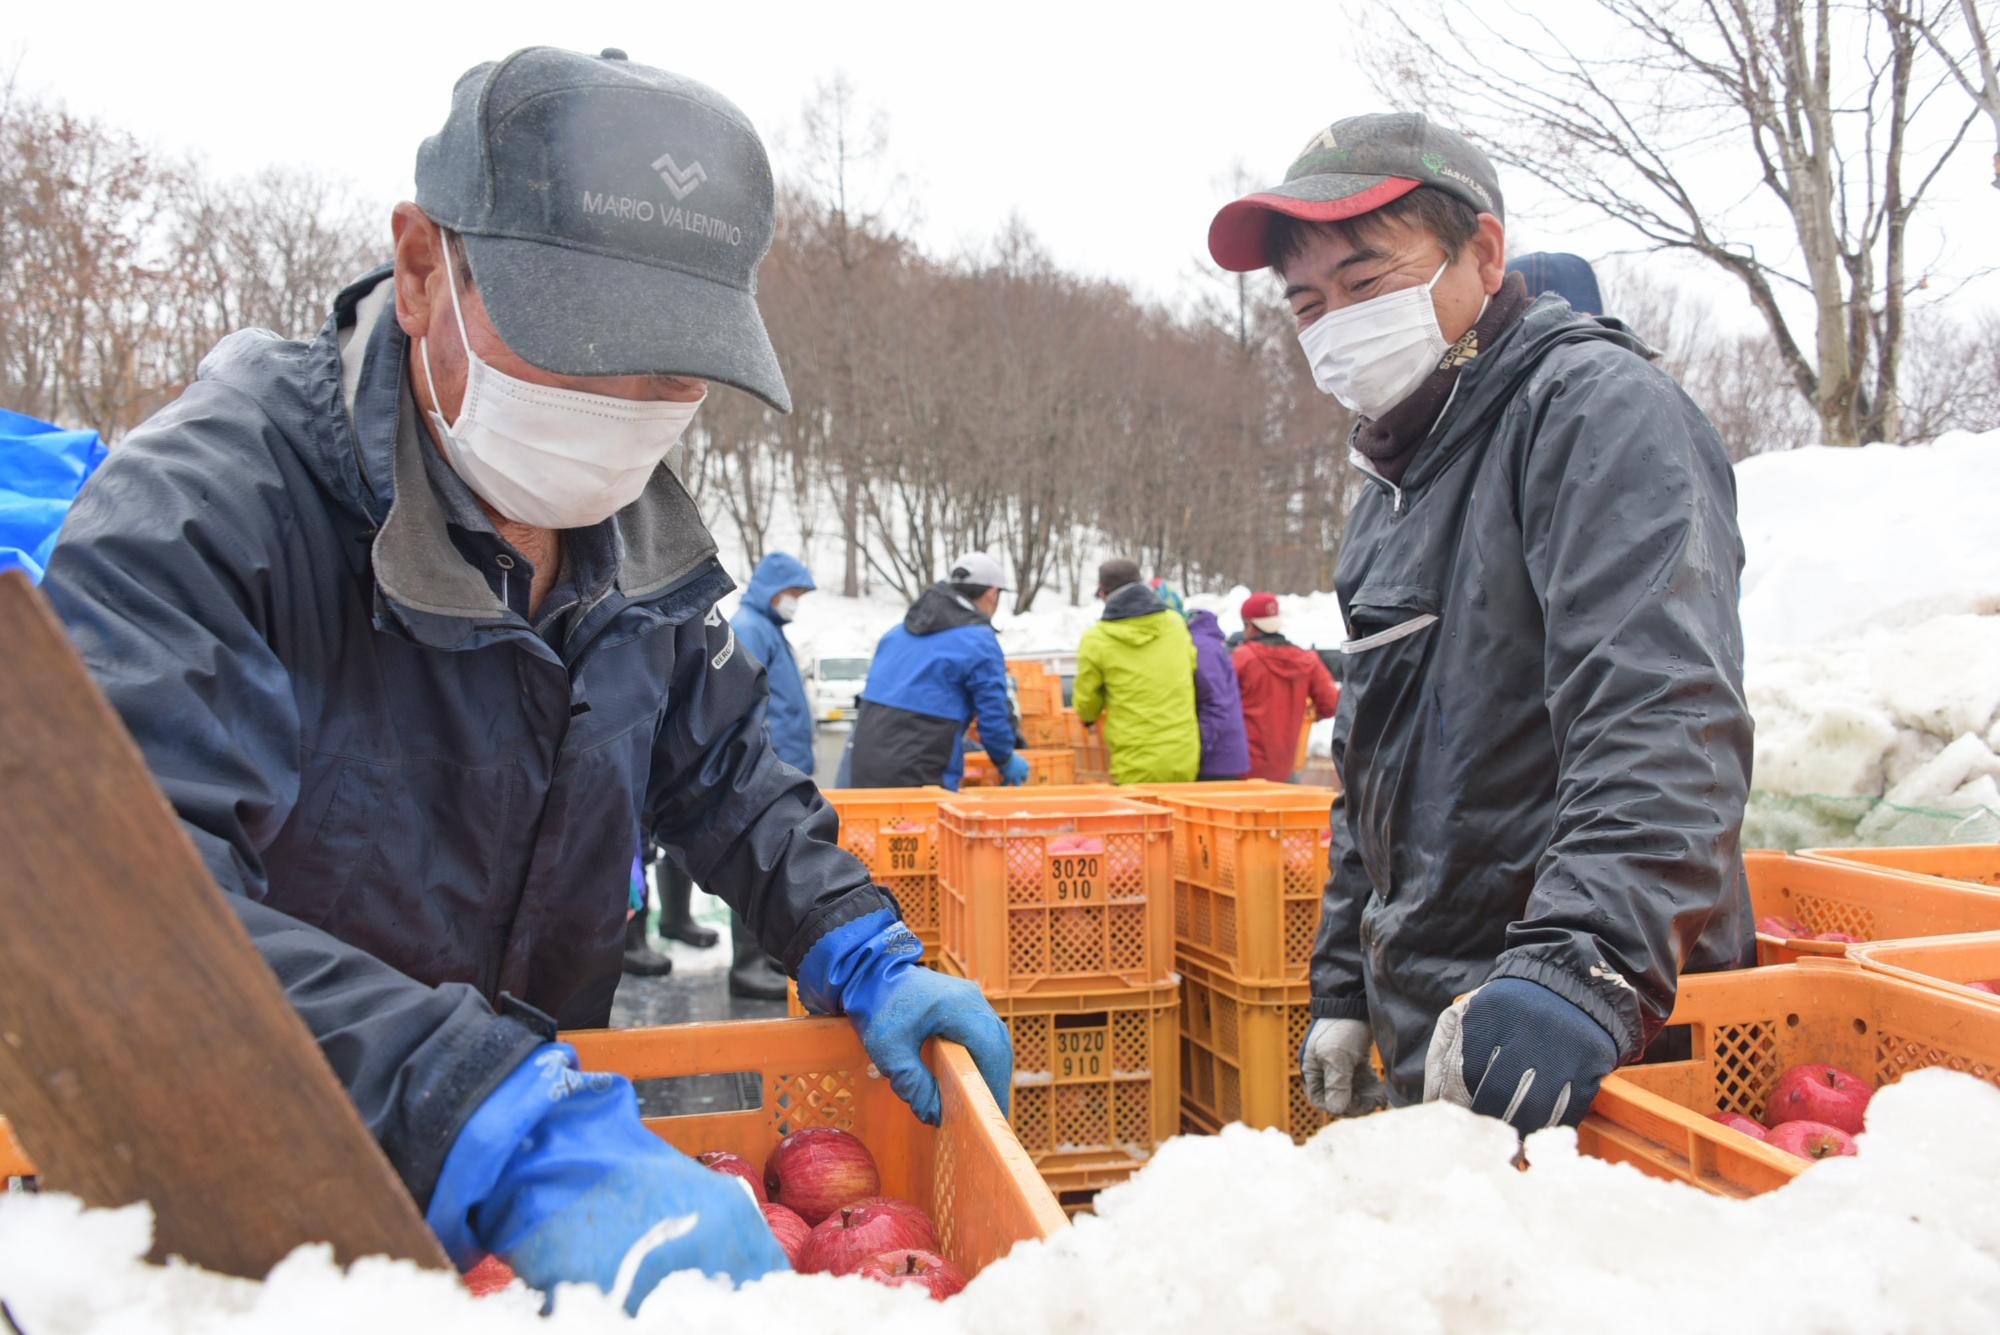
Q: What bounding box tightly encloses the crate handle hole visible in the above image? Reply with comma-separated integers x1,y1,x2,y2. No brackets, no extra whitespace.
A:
1852,1018,1869,1036
1784,1013,1800,1027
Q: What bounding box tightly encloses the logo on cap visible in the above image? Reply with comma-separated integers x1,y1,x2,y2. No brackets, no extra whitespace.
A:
651,151,707,201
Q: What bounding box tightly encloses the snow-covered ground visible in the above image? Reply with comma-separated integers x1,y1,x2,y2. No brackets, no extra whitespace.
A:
7,1070,1999,1332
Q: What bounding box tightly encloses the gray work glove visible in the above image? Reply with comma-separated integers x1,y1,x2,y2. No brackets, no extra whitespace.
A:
1422,978,1619,1133
1299,1017,1388,1117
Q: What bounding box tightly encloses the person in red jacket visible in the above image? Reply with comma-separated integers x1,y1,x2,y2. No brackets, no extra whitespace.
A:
1232,592,1339,782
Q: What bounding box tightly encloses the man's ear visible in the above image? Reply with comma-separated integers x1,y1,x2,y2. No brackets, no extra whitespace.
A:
1472,213,1507,296
392,203,444,339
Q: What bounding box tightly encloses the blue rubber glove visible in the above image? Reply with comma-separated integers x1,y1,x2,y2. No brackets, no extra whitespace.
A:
426,1044,787,1312
999,754,1031,786
1422,977,1619,1133
798,910,1013,1124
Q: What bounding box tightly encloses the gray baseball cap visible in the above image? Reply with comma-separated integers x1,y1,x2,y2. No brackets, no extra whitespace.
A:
416,47,791,411
1208,112,1503,273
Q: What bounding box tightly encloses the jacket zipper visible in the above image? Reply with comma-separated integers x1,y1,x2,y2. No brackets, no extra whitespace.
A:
1349,448,1406,513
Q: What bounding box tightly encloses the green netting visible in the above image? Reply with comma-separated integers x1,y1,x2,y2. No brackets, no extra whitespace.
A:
1743,790,2000,852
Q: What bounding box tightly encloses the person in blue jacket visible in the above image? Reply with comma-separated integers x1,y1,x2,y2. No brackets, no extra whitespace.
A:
849,552,1028,790
727,550,816,998
37,47,1010,1313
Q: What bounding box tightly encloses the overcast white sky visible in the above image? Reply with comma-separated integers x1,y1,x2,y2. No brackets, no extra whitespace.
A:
9,0,1998,331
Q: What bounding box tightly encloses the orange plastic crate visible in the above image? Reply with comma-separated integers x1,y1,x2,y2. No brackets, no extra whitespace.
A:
962,748,1078,789
826,786,950,952
1747,849,2000,964
1177,952,1330,1144
1849,931,2000,1005
1160,789,1334,983
1005,659,1064,719
975,978,1179,1176
1019,712,1070,748
1806,843,2000,890
1063,709,1111,784
567,1017,1065,1274
939,793,1174,993
1577,958,2000,1197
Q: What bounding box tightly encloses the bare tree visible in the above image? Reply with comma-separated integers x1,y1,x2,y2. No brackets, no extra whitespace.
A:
1370,0,1985,445
1907,0,2000,187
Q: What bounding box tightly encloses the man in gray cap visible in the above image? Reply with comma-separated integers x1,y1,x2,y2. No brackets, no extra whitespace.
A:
1210,113,1752,1139
43,47,1011,1310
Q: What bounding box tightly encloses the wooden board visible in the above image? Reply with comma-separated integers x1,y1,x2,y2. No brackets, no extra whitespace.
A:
0,571,448,1275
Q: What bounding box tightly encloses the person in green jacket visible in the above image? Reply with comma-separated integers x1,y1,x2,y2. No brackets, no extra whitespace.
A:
1074,558,1201,784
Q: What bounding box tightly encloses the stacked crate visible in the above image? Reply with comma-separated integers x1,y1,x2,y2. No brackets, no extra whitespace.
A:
962,748,1079,788
1139,785,1340,1144
937,791,1179,1199
1063,708,1112,783
824,786,952,960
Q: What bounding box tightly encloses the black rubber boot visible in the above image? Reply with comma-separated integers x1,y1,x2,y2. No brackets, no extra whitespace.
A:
621,911,673,977
658,860,719,949
728,912,789,1000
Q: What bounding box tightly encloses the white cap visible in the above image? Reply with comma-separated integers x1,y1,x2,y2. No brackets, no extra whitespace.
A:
947,552,1010,591
1249,616,1284,634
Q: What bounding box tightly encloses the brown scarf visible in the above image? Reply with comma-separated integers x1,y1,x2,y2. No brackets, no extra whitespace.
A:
1352,271,1532,486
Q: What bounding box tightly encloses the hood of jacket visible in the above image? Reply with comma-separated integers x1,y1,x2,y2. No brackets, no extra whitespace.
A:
904,583,990,636
1102,581,1166,623
1187,608,1228,649
1241,634,1322,681
1384,294,1653,498
742,551,815,623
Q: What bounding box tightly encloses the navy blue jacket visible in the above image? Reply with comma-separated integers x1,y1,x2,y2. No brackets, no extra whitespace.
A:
39,270,893,1207
730,551,816,774
848,585,1015,790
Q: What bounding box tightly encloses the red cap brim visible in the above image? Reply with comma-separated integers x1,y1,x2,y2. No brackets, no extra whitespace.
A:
1206,178,1423,273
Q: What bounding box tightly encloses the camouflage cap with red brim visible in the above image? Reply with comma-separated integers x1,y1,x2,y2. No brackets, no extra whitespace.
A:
1207,112,1503,273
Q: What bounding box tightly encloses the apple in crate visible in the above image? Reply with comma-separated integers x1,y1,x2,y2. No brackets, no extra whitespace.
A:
850,1196,938,1250
762,1202,812,1267
1966,980,2000,995
1705,1111,1767,1140
799,1201,933,1275
764,1127,880,1224
1813,932,1861,944
1756,915,1809,938
1767,1063,1873,1135
858,1248,969,1300
1765,1120,1859,1161
698,1150,768,1205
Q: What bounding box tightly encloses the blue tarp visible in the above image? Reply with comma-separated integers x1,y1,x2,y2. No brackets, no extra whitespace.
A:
0,408,108,583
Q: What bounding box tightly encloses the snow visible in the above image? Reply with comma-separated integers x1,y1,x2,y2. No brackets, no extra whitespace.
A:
1737,430,2000,846
9,1071,2000,1332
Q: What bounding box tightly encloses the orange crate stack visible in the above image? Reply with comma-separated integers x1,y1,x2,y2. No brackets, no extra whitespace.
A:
1063,708,1111,784
939,794,1174,993
1019,712,1070,748
1176,953,1330,1144
1005,658,1065,720
1746,849,2000,965
567,1017,1066,1272
1849,930,2000,1005
825,786,950,956
1151,787,1336,984
1805,843,2000,890
962,747,1078,789
1577,958,2000,1197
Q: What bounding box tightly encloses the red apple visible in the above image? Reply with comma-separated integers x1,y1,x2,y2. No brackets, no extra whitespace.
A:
1767,1063,1873,1134
1757,914,1810,939
762,1202,812,1267
1765,1119,1859,1161
764,1127,880,1224
849,1196,938,1250
1966,980,2000,995
1706,1111,1768,1140
1812,931,1861,944
462,1254,515,1296
698,1150,768,1205
798,1201,933,1275
857,1248,969,1300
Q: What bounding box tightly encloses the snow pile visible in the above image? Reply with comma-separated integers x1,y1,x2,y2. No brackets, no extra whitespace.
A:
7,1071,2000,1332
1737,430,2000,847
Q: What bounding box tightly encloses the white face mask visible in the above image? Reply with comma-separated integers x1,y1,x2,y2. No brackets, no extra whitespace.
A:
419,244,703,529
773,593,801,623
1297,258,1451,420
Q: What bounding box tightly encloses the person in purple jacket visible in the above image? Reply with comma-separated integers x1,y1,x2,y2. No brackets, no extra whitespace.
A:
1187,609,1251,780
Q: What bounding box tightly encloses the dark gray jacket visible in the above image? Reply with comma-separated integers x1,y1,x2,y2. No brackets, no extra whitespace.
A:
41,269,893,1205
1312,295,1754,1103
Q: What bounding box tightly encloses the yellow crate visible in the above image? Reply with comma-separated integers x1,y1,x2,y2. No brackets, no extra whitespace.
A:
1176,951,1330,1144
940,793,1175,993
